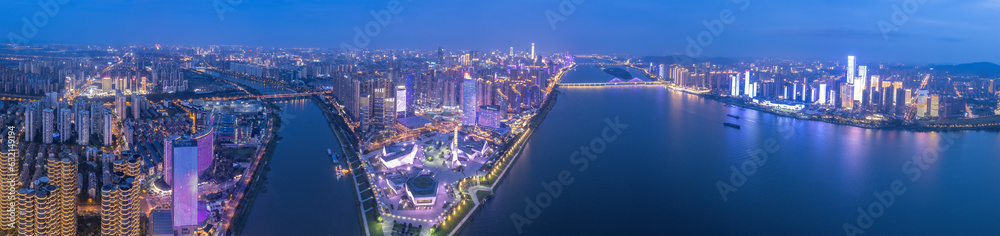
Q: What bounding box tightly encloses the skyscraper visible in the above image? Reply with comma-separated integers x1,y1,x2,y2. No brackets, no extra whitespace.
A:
48,156,77,236
59,108,73,143
171,139,199,233
531,43,536,60
100,176,139,236
78,110,91,145
854,65,867,106
847,56,856,86
42,108,54,144
396,85,407,118
104,110,114,146
0,139,17,230
462,74,478,126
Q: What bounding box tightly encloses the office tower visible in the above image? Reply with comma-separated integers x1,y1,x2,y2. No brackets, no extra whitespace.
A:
531,43,535,60
497,93,508,119
854,66,867,106
916,90,929,118
819,84,828,105
59,108,72,143
847,56,856,86
930,94,940,118
383,97,396,128
171,139,199,233
48,156,77,235
659,64,666,80
42,108,54,144
730,75,739,96
104,110,114,146
462,75,478,126
405,74,415,116
841,83,854,110
78,110,90,145
476,105,502,129
100,175,139,236
396,85,407,117
743,71,751,97
990,79,995,94
359,94,371,129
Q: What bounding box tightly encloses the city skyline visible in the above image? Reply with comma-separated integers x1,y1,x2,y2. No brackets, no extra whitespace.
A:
2,0,999,64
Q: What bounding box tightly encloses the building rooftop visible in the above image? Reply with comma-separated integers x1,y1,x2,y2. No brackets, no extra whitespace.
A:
380,144,416,163
406,175,438,197
396,115,434,129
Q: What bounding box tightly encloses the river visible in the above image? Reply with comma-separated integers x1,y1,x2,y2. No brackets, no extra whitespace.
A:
457,62,1000,235
240,100,362,236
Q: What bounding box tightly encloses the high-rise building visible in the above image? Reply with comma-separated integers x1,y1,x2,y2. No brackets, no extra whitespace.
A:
0,142,17,230
531,43,536,60
48,156,77,235
16,181,57,235
171,139,199,232
730,75,740,96
59,108,73,143
461,74,478,126
395,85,407,118
930,94,940,118
847,56,856,86
100,176,139,236
24,103,38,143
819,84,828,105
78,110,91,145
42,108,54,144
104,110,114,146
916,90,929,118
854,65,867,106
476,105,502,129
659,64,666,80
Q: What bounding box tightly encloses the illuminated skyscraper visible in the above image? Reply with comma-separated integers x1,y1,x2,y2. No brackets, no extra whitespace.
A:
819,84,828,105
847,56,856,86
396,85,407,117
49,156,78,236
16,182,57,235
531,43,535,60
462,74,478,126
0,140,17,230
854,66,867,106
171,139,199,232
100,175,139,236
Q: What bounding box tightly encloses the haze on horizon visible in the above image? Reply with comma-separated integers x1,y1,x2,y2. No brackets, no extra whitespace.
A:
1,0,997,64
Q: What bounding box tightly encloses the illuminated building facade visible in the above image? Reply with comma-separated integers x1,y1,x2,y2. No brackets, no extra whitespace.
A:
462,75,478,126
171,139,199,231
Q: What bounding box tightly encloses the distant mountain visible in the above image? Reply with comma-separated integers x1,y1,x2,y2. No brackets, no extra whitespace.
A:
932,62,1000,78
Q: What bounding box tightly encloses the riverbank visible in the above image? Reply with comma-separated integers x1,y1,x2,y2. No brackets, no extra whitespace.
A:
225,101,282,235
698,93,1000,132
443,88,563,236
312,96,382,236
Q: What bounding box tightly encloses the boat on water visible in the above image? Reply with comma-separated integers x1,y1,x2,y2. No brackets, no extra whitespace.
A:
723,122,741,129
727,114,741,119
335,165,343,179
328,149,339,164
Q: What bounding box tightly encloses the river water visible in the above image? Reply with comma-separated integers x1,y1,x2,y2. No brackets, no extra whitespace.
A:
240,100,362,236
457,63,1000,235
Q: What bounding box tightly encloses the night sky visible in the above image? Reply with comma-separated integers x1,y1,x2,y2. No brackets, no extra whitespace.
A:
1,0,997,64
